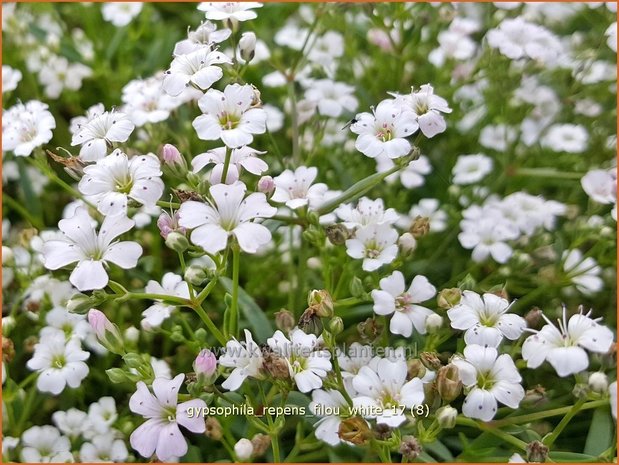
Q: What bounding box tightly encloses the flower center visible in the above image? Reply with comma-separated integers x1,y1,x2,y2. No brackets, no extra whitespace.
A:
114,175,133,194
476,371,495,389
162,406,177,422
375,123,394,142
395,293,413,312
364,242,382,259
219,111,240,130
290,355,308,374
52,354,66,369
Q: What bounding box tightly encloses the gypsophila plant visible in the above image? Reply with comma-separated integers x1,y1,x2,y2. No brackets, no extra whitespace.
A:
2,2,617,463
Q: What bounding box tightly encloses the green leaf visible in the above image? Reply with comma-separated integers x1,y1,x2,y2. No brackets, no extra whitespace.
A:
425,440,454,461
220,277,273,342
584,407,613,456
549,451,601,462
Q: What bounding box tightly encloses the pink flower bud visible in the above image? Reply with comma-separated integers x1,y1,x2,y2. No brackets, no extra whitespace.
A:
257,176,275,195
157,211,185,239
162,144,183,166
194,349,217,377
88,309,114,338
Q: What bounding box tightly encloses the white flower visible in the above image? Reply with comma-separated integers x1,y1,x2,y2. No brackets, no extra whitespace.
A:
71,110,135,161
522,306,614,377
352,358,424,426
394,84,452,138
163,47,231,96
541,124,588,153
79,149,164,217
70,103,105,136
372,271,438,337
350,100,418,159
452,154,493,185
193,84,267,148
453,345,524,422
129,374,207,461
338,342,375,379
2,101,56,157
102,2,143,27
192,146,268,185
458,217,519,263
377,154,432,189
80,432,128,462
309,389,353,445
267,329,332,393
88,397,118,435
142,273,190,329
197,2,263,22
610,381,617,420
271,166,328,210
304,79,358,118
346,224,399,271
219,329,264,391
43,207,142,291
26,331,90,395
178,182,277,254
52,408,89,438
606,22,617,52
400,198,447,233
563,249,603,295
335,197,399,228
20,426,73,463
173,21,231,56
307,31,344,70
2,65,22,93
479,124,517,152
447,291,526,347
581,168,616,205
38,55,92,99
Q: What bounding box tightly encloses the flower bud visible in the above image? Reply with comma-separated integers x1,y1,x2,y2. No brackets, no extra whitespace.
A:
373,423,392,440
205,416,223,441
66,293,97,314
407,359,426,379
2,246,14,265
239,32,257,63
161,144,187,176
298,308,323,337
588,372,609,393
420,351,443,371
436,364,462,402
185,265,207,286
399,435,422,460
349,276,366,298
525,307,543,329
257,175,275,196
157,211,185,239
124,326,140,344
234,438,254,461
457,274,476,291
308,289,334,318
262,350,291,380
338,416,371,445
326,224,351,246
165,231,189,253
250,434,270,457
274,309,295,333
2,337,15,363
329,317,344,336
357,317,383,342
306,256,321,269
194,349,217,381
88,309,124,354
526,440,549,463
398,232,417,253
436,405,457,429
2,316,16,336
425,314,443,333
409,216,430,238
437,288,462,309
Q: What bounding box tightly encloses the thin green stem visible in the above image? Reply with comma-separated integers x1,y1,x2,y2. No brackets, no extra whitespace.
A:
220,147,232,185
287,79,300,164
543,397,587,447
193,304,227,346
195,277,219,305
3,194,44,229
229,245,240,339
491,400,607,427
513,168,584,180
456,416,527,451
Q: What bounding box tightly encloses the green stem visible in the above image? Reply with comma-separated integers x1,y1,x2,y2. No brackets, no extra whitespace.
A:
156,200,181,209
220,147,232,184
456,416,527,451
491,400,606,427
287,79,300,164
3,194,44,229
193,304,227,346
543,397,587,447
513,168,584,180
195,277,219,305
229,245,240,339
16,385,37,435
122,292,191,306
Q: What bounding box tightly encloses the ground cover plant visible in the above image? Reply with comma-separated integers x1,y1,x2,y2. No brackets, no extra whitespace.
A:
1,2,618,463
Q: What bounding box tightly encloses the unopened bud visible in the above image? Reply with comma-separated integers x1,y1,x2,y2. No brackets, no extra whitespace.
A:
409,216,430,238
234,438,254,461
161,144,187,177
425,314,443,333
308,289,334,318
298,308,323,337
407,359,426,379
526,440,549,463
436,405,457,429
420,351,443,371
124,326,140,343
2,337,15,363
398,232,417,253
329,317,344,336
399,435,422,460
185,265,207,286
257,175,275,195
588,372,609,393
165,231,189,253
239,32,257,63
373,423,392,440
437,288,462,309
457,274,476,291
525,307,543,328
326,224,350,245
357,317,383,342
66,293,97,314
262,351,290,380
274,309,295,332
436,364,462,403
157,211,185,239
2,246,14,265
338,416,371,445
88,309,124,354
349,276,365,298
205,417,223,441
194,349,217,381
2,316,16,336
